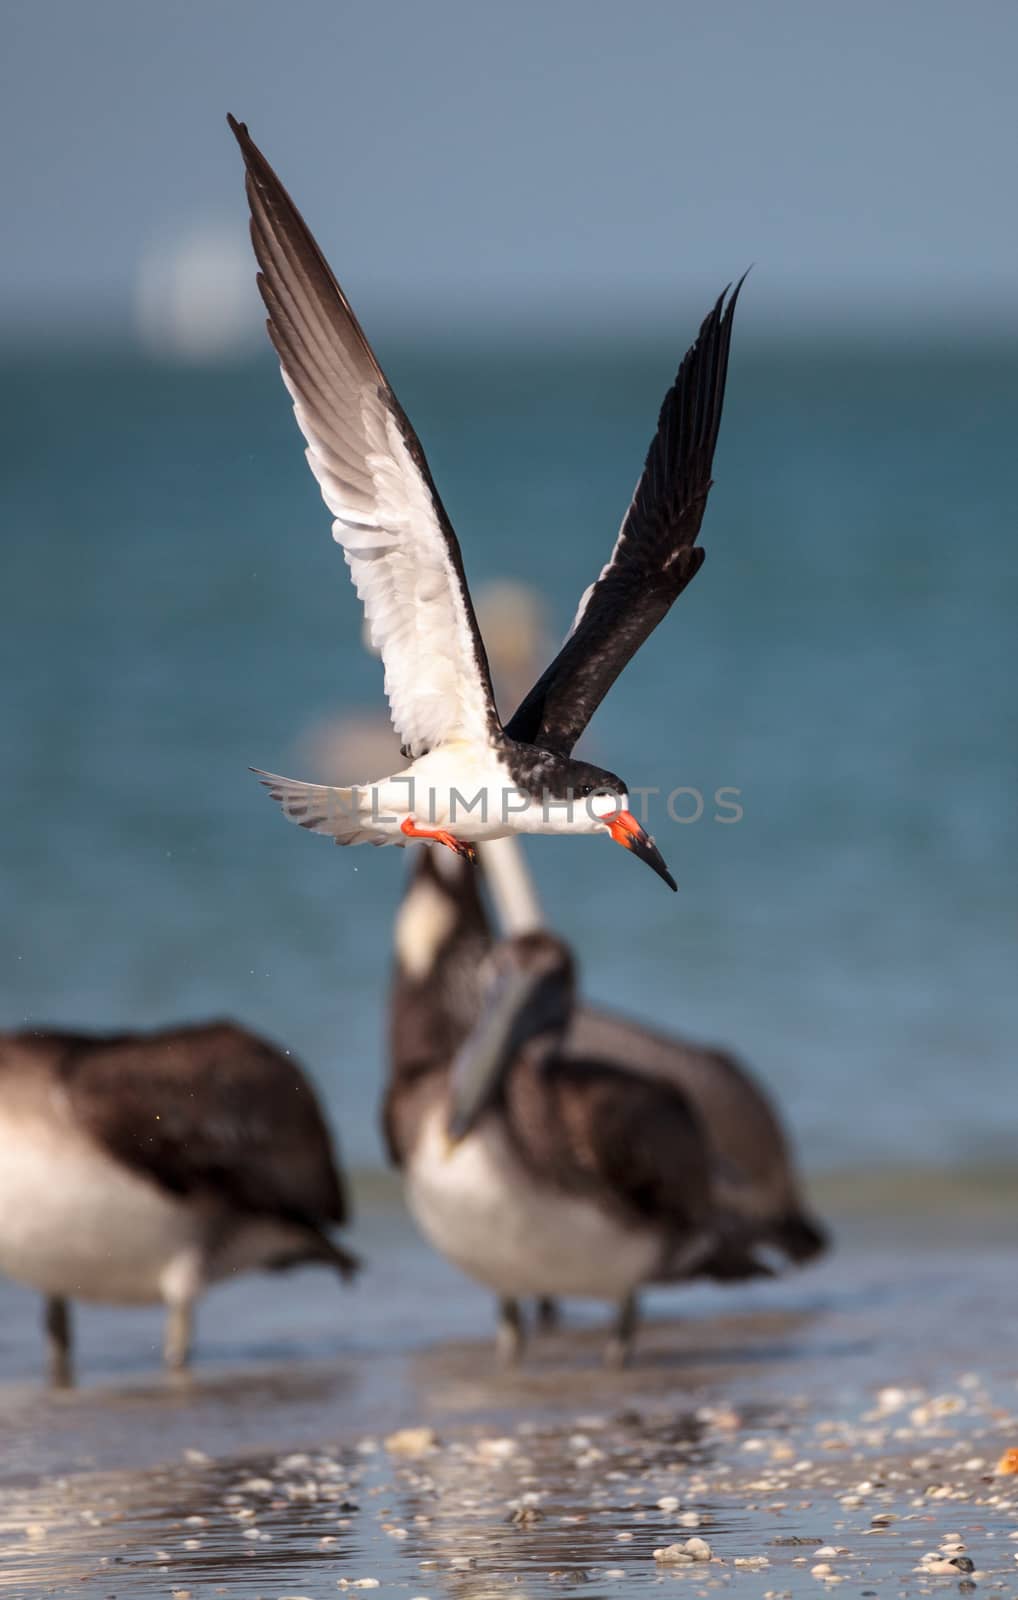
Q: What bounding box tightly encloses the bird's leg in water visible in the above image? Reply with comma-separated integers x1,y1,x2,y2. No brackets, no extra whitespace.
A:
400,817,477,863
535,1296,560,1333
164,1300,194,1372
495,1296,525,1366
44,1295,73,1388
604,1291,639,1369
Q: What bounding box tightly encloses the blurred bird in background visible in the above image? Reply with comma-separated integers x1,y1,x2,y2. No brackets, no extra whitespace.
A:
385,846,826,1365
0,1022,356,1384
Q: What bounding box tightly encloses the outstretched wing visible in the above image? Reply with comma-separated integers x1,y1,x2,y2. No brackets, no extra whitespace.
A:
505,281,743,756
229,116,500,759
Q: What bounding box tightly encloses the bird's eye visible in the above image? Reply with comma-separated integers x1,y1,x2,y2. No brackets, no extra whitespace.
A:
576,784,593,798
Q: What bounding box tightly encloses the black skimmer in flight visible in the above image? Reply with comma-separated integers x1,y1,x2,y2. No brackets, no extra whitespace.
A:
228,116,742,892
386,850,817,1365
0,1022,356,1384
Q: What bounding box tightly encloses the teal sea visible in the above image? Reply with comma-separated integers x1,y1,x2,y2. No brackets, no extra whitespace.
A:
1,329,1015,1180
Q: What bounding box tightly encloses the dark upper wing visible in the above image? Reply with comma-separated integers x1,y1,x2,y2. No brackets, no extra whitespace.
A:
505,280,743,756
228,115,500,759
56,1021,348,1225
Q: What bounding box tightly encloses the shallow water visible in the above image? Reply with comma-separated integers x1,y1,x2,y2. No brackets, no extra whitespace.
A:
1,1187,1016,1596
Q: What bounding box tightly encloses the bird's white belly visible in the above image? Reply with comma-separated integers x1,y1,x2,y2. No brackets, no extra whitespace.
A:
0,1111,203,1305
393,746,606,844
405,1106,661,1300
395,746,514,841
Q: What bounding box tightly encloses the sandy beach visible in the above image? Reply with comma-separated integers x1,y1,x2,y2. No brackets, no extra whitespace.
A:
1,1177,1016,1598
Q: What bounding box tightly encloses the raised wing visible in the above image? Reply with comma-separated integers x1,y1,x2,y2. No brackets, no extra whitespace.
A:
229,116,500,759
505,280,743,756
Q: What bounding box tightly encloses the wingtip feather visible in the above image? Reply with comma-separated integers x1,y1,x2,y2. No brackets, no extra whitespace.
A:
226,112,250,146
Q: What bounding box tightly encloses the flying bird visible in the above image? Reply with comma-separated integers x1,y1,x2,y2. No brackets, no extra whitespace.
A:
0,1021,356,1384
229,115,742,891
386,850,821,1365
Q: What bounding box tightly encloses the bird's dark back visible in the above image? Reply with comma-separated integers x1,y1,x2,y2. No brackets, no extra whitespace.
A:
5,1020,347,1225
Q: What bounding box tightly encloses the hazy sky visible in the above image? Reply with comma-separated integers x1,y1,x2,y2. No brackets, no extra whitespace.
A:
5,0,1018,336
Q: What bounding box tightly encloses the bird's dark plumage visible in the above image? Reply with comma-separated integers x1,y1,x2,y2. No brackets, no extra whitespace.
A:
500,1044,711,1239
11,1021,348,1229
505,279,743,757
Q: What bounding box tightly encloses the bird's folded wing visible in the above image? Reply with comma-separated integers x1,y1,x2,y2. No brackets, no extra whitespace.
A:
59,1022,349,1224
229,116,500,760
505,280,743,757
526,1057,715,1233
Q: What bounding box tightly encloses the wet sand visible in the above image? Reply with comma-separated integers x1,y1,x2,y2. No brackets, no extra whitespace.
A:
1,1179,1016,1598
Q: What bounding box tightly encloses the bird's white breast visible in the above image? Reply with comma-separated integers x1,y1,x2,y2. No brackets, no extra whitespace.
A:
397,746,609,843
0,1107,202,1305
404,1105,661,1300
397,744,516,840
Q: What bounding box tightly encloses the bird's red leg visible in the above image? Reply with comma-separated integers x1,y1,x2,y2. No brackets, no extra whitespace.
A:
400,816,478,863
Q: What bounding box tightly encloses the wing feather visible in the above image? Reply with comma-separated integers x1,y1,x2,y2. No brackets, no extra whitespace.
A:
505,279,743,756
229,116,500,759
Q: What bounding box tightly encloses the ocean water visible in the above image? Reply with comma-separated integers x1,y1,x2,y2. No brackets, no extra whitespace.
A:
0,330,1014,1178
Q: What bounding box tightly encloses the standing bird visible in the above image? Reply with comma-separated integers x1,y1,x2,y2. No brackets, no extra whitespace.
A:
228,116,742,890
0,1021,356,1384
387,849,826,1363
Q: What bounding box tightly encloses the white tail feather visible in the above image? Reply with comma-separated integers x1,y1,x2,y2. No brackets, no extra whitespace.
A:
251,770,397,847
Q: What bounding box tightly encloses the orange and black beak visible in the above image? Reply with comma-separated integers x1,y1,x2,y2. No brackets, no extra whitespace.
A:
608,810,677,891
